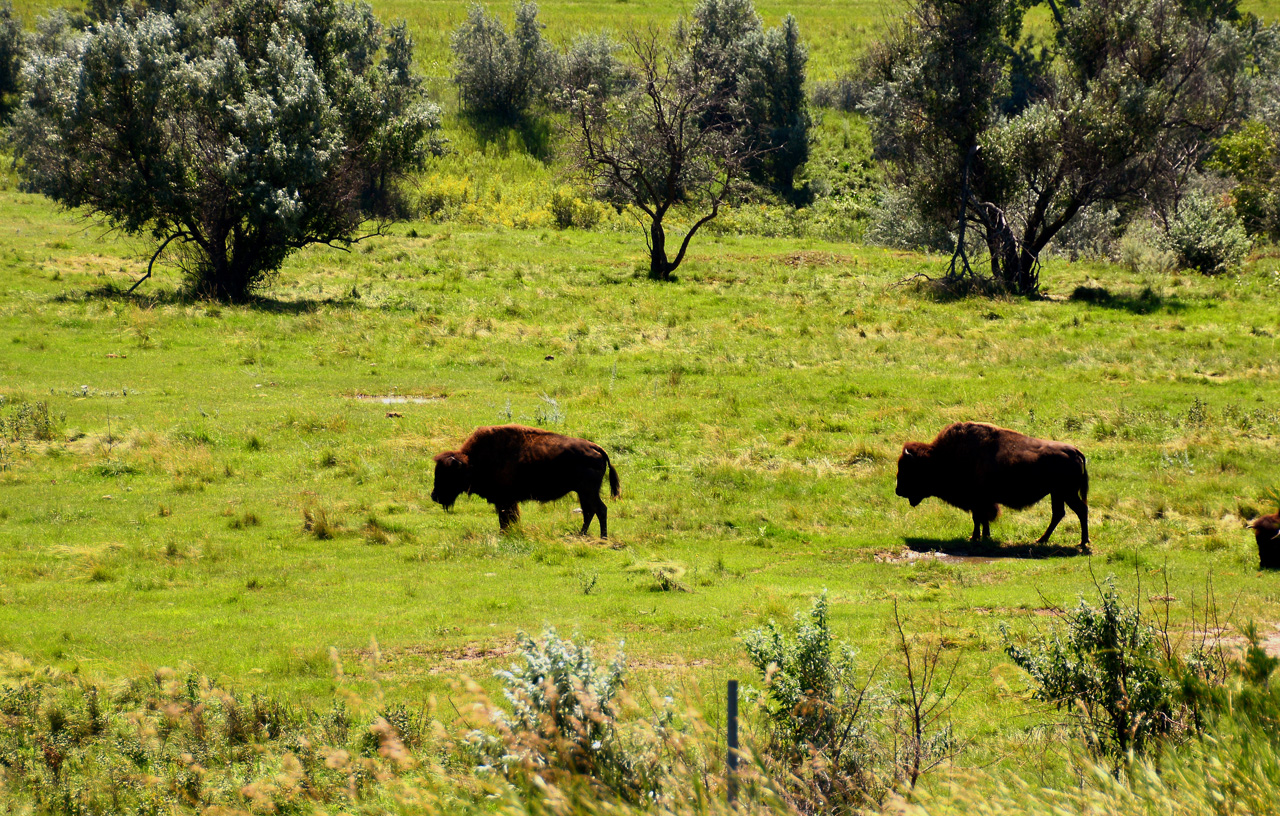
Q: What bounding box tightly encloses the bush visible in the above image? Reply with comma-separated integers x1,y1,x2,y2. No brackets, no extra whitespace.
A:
549,186,601,230
1002,578,1184,768
1208,120,1280,240
557,32,624,104
1163,190,1252,275
689,0,812,195
451,1,557,122
1117,219,1178,276
743,592,887,810
12,0,443,302
810,76,861,112
468,629,662,799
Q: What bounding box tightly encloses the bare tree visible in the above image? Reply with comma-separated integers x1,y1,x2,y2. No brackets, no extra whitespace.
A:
565,27,757,281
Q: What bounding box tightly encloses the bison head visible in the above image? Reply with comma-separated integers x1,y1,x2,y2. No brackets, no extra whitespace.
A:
895,443,931,506
431,451,470,510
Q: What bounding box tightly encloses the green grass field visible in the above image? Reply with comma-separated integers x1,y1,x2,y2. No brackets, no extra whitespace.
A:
4,0,1280,811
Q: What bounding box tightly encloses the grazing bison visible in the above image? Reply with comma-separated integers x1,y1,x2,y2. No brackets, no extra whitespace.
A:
431,425,620,537
895,422,1090,549
1249,511,1280,569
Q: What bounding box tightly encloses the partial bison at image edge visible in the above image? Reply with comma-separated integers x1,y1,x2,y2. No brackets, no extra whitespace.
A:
1249,512,1280,570
431,425,621,537
896,422,1090,550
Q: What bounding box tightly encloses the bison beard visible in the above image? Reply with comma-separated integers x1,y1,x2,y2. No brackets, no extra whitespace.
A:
895,422,1090,549
431,425,621,537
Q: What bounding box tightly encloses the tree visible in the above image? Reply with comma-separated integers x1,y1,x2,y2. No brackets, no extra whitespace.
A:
566,28,758,281
451,1,556,123
0,1,22,121
864,0,1259,295
686,0,811,196
11,0,442,302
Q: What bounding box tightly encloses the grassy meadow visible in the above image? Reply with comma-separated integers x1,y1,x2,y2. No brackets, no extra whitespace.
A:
3,0,1280,811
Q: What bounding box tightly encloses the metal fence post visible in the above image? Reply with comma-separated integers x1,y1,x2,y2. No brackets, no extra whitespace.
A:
727,679,739,809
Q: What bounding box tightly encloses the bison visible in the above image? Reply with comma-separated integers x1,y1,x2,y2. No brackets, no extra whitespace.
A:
895,422,1090,549
1249,511,1280,569
431,424,620,537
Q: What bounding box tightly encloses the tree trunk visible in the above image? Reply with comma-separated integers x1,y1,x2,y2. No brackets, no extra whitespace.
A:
649,219,671,280
982,203,1039,295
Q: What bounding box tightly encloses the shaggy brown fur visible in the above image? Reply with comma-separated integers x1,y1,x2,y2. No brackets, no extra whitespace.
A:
1249,512,1280,569
896,422,1090,549
431,425,620,537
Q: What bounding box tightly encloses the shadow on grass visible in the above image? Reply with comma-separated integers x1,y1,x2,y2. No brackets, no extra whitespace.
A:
461,111,553,162
905,536,1089,560
56,283,356,314
1069,284,1186,314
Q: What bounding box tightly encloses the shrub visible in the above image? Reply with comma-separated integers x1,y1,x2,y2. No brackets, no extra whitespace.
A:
549,186,601,230
469,629,658,799
743,592,887,810
1208,120,1280,240
1002,578,1183,768
451,1,557,122
1117,219,1178,276
557,32,624,103
1163,190,1251,275
810,76,861,112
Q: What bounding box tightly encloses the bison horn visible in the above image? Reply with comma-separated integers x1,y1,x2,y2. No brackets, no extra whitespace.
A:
903,447,914,457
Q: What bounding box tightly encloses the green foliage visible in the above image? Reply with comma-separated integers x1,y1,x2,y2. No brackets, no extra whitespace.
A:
451,1,556,122
0,0,22,121
1163,190,1252,275
11,0,443,302
689,0,813,195
1002,578,1182,767
1209,121,1280,238
469,629,662,800
743,592,886,809
864,0,1258,294
557,31,624,103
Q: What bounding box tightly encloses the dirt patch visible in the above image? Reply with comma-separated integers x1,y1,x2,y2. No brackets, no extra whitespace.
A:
874,548,999,566
780,251,856,268
347,392,446,405
348,640,517,677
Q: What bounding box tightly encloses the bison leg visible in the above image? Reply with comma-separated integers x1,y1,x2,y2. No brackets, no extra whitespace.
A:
1036,495,1067,544
577,491,597,536
577,491,608,538
970,512,984,542
1066,494,1090,551
497,504,521,531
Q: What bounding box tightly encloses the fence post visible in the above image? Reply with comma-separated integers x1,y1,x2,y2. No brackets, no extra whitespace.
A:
727,678,739,809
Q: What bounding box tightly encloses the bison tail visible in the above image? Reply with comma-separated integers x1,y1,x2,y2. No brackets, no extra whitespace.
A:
1078,452,1090,505
607,457,621,498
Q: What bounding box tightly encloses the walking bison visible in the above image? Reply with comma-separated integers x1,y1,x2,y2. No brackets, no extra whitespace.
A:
895,422,1090,549
431,424,620,537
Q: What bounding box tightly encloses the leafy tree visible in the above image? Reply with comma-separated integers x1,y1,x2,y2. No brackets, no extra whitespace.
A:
11,0,442,302
0,1,22,121
864,0,1259,295
687,0,812,196
451,1,556,122
565,28,759,281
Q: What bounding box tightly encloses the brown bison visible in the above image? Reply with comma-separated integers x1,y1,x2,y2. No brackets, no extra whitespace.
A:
895,422,1090,549
431,425,620,537
1249,511,1280,569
